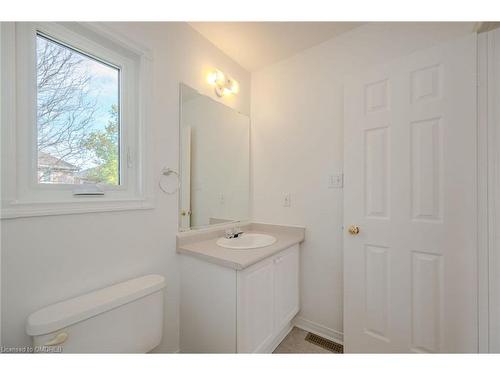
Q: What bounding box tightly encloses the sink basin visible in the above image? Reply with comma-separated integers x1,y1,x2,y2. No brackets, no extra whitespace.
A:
216,233,277,250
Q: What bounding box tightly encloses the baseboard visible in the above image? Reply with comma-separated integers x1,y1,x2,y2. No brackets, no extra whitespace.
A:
260,322,294,353
293,316,344,345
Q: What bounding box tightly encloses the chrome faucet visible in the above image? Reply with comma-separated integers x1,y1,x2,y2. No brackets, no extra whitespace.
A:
224,226,244,239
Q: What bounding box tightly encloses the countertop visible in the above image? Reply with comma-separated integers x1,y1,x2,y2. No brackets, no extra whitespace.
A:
176,222,305,270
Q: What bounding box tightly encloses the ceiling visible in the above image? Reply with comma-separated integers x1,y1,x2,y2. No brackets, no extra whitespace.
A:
189,22,365,71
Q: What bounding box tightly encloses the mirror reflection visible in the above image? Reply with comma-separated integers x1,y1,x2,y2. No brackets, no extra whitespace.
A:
179,84,250,230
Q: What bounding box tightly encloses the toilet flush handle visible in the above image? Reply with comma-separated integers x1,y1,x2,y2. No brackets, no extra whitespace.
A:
43,331,68,346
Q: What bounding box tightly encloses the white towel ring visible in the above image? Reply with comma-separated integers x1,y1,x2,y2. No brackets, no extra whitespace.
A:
159,167,180,195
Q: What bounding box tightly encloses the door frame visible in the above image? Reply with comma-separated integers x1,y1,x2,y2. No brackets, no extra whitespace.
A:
478,28,500,353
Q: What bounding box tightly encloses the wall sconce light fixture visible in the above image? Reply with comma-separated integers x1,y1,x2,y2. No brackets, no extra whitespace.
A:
207,69,239,97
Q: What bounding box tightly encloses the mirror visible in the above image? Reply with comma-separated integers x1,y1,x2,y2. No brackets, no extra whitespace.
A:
179,83,250,230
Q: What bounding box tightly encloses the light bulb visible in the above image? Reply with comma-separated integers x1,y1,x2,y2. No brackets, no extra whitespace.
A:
207,69,239,97
207,69,225,86
216,71,226,86
207,71,217,85
206,71,215,85
228,79,239,94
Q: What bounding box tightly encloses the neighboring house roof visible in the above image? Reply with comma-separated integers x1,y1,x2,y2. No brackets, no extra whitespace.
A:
76,167,96,177
75,167,99,182
38,152,78,171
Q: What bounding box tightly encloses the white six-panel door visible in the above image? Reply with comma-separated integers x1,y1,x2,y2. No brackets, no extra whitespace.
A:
344,34,478,353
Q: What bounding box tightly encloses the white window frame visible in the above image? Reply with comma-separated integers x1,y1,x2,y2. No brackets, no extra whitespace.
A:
1,22,153,218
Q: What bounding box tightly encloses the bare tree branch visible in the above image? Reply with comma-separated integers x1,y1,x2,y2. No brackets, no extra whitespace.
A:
37,36,99,172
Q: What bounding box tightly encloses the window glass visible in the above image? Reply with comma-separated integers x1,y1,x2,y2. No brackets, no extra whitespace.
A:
36,33,120,185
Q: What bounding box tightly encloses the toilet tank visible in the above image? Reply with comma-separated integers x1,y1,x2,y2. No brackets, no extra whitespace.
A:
26,274,166,353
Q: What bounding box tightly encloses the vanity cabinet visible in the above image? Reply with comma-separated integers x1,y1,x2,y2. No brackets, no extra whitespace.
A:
273,246,300,332
180,244,300,353
237,257,275,352
237,245,300,353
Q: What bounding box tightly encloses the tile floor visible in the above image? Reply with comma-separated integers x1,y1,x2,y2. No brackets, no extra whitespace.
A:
273,327,339,354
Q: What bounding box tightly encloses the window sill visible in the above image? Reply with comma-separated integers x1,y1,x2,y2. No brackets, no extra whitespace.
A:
1,198,154,219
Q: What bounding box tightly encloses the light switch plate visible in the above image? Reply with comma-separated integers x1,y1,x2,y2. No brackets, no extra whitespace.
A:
329,173,343,189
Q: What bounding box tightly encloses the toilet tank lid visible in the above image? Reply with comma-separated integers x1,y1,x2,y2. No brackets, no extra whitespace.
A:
26,274,166,336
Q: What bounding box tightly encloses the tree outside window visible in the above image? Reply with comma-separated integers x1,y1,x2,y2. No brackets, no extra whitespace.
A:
36,33,120,185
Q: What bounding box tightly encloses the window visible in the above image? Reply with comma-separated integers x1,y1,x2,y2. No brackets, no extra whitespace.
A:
1,23,152,218
36,33,120,186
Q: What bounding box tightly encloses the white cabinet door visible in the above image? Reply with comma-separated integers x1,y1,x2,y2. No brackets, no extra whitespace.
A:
344,34,477,353
237,258,275,353
274,245,299,332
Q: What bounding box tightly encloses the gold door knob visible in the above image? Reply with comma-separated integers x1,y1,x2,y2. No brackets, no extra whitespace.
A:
348,225,360,235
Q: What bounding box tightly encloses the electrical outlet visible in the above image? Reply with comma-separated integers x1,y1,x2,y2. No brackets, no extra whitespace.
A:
283,193,291,207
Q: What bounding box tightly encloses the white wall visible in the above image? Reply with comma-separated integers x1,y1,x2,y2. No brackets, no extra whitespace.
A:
0,23,3,347
486,27,500,353
251,22,475,339
0,21,250,352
